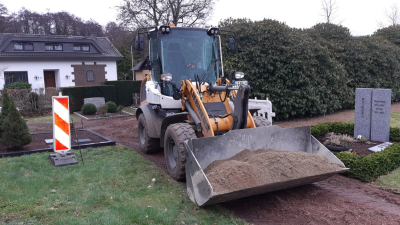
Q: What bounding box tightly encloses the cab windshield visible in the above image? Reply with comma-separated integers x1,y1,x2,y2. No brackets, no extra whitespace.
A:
150,28,219,96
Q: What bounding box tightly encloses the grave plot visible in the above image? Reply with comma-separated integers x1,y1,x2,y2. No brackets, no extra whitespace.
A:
0,130,115,157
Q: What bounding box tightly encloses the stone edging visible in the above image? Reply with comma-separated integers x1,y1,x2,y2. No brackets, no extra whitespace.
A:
73,110,134,121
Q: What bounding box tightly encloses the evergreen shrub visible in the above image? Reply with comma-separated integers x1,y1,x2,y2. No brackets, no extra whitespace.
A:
0,98,32,147
81,103,97,115
106,101,117,113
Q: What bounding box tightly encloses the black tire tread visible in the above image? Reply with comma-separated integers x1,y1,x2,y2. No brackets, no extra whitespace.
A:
253,116,272,127
138,114,160,154
164,123,197,181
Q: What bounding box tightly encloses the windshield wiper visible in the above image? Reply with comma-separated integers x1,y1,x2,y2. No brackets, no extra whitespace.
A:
198,59,218,85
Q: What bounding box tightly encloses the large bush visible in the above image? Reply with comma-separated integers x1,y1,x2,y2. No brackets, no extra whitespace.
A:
61,85,116,112
219,19,348,120
374,25,400,46
308,23,400,104
101,81,141,106
218,19,400,119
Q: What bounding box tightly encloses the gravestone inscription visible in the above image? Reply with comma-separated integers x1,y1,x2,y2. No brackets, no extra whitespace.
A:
371,89,391,142
354,88,372,140
84,97,105,109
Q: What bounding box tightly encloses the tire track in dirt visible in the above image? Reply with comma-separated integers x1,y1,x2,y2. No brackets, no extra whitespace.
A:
315,175,400,217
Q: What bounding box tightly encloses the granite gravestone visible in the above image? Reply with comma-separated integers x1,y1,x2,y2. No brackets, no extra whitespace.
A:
354,88,373,140
371,89,391,142
84,97,105,109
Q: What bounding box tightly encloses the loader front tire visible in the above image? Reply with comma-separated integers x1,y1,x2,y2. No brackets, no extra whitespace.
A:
138,114,160,154
164,123,197,181
253,116,272,127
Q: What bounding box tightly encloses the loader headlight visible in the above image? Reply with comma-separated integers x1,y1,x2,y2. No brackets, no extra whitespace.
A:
235,71,245,79
207,27,220,36
161,73,173,82
159,25,170,34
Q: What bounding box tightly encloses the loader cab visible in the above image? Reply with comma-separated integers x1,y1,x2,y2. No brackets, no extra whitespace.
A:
148,27,220,96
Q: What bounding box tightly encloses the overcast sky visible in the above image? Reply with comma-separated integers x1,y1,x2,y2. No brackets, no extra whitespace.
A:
1,0,397,36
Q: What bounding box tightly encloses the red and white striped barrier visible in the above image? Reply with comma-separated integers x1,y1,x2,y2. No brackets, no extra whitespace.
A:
52,96,71,154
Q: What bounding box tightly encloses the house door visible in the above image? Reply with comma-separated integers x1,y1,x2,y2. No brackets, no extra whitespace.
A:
44,71,56,88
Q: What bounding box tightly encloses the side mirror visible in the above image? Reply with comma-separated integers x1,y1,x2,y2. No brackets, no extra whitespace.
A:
135,35,144,51
229,38,236,51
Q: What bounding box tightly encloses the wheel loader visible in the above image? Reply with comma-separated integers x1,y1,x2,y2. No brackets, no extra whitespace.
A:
134,25,348,206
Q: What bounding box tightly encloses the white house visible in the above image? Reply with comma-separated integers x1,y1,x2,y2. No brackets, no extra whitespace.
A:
0,33,123,90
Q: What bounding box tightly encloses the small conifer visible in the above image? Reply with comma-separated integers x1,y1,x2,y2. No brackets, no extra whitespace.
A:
1,97,32,147
0,88,11,138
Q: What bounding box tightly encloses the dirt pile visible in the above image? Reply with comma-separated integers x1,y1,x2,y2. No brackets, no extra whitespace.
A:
204,149,345,194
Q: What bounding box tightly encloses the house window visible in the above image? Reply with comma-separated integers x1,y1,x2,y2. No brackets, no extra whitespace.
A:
4,71,29,85
73,44,90,52
45,43,63,51
14,43,33,51
86,70,94,82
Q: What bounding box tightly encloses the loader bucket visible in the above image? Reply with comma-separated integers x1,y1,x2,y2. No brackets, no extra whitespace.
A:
184,125,349,206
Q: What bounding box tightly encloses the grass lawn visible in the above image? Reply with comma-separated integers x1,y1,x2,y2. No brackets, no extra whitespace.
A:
122,107,137,115
375,168,400,193
390,112,400,128
0,146,244,225
369,112,400,190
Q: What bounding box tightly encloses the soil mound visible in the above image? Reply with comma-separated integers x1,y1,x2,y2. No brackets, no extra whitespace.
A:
204,149,345,194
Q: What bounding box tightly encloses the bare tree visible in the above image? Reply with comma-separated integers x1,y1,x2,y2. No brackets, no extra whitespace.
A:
377,3,400,27
116,0,216,29
320,0,341,24
0,65,8,82
0,2,8,32
0,2,6,16
0,65,7,73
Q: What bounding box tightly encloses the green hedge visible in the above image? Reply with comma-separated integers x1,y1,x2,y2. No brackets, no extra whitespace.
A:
336,144,400,181
310,121,400,142
311,122,354,138
61,86,116,112
311,121,400,181
101,81,142,106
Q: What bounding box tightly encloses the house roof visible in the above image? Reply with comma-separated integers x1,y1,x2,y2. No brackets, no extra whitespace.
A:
0,33,123,61
132,56,150,71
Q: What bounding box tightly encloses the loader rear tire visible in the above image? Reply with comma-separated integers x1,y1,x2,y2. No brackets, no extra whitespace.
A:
164,123,197,181
253,116,272,127
138,114,160,154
